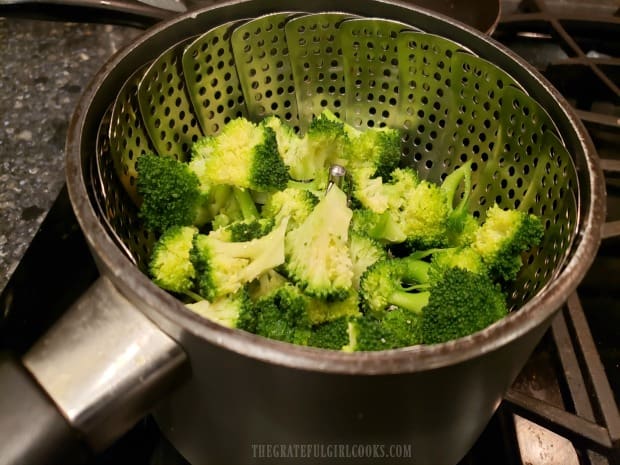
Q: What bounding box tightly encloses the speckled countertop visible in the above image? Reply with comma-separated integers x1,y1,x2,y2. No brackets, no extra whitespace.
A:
0,17,142,292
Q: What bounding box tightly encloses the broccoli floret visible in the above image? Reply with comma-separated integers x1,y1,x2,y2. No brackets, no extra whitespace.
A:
136,153,210,232
344,308,423,351
306,291,361,325
207,184,242,229
359,257,431,317
192,217,289,300
284,185,354,300
348,127,401,180
421,267,508,344
320,109,401,181
212,217,274,242
191,117,289,192
208,185,261,230
472,204,544,281
185,289,255,331
349,232,388,290
351,165,418,215
351,162,479,249
261,187,319,230
350,208,408,244
387,168,450,249
308,317,350,350
247,270,289,301
441,160,479,246
188,135,216,191
360,254,508,347
262,115,304,170
430,247,487,277
350,167,449,248
148,225,201,300
287,112,350,182
350,167,392,214
252,283,312,345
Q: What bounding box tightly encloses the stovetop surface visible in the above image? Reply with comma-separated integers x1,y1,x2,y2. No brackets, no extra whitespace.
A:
1,1,619,464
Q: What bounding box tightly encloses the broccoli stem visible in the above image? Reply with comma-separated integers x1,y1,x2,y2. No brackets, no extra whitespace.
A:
383,258,431,312
441,160,472,216
182,289,204,303
372,211,407,243
402,258,431,284
233,187,259,219
388,290,430,314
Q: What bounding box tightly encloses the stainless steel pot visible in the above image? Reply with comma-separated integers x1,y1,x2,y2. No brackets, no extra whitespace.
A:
0,1,605,465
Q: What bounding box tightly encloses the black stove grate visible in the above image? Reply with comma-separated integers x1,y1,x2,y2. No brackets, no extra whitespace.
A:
488,1,620,464
0,1,618,464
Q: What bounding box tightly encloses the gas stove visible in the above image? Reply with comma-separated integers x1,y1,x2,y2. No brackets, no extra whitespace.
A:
0,1,619,464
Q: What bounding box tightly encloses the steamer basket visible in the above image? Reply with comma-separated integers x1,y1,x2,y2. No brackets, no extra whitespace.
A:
101,11,581,311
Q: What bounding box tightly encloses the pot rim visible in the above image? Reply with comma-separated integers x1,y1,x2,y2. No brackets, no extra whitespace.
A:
65,0,606,375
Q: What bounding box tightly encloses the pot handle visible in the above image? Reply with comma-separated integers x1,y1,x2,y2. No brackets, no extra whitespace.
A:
0,353,90,465
0,0,178,28
0,276,188,465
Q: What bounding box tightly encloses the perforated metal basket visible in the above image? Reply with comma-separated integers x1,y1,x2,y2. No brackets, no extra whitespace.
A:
94,10,585,315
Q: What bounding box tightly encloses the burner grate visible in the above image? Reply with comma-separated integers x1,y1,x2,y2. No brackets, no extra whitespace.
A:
491,1,620,464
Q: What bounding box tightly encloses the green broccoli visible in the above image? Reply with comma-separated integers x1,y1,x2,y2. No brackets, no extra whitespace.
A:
347,127,401,180
350,164,418,216
350,208,408,244
185,289,255,331
320,108,401,181
308,317,350,350
350,168,392,214
306,291,361,325
421,267,508,344
344,307,423,351
359,256,431,317
136,153,211,232
387,168,450,249
252,283,312,345
141,115,543,353
284,185,354,300
148,225,201,301
188,135,216,191
350,162,478,249
261,187,319,231
472,204,544,281
348,231,388,290
344,123,402,213
206,185,240,229
192,217,289,301
359,254,508,346
440,160,480,246
350,167,449,248
430,246,487,277
286,112,350,182
261,115,304,170
191,117,289,192
208,186,261,230
247,269,289,301
212,217,274,242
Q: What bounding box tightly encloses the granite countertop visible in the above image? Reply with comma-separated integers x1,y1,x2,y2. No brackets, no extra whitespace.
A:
0,17,142,292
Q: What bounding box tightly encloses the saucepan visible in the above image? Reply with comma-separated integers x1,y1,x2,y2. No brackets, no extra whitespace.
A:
0,1,604,465
0,0,501,33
